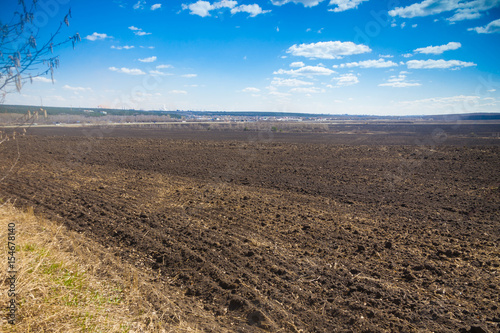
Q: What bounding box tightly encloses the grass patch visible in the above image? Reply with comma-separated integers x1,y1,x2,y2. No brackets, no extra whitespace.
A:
0,203,209,332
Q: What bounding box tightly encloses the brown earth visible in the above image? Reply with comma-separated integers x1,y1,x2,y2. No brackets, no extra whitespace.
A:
1,125,499,332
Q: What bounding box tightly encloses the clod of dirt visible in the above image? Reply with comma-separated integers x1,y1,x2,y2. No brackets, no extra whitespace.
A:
228,297,247,311
402,269,416,282
247,310,275,330
459,326,489,333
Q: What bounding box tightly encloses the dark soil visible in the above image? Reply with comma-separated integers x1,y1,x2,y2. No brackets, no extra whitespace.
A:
1,125,499,332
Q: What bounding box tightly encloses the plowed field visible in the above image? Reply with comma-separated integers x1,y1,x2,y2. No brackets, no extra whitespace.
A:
1,125,499,332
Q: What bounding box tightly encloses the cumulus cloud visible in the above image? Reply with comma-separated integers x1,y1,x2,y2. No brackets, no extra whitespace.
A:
268,90,292,98
378,74,421,87
231,4,271,17
468,18,500,34
85,32,112,41
242,87,261,92
183,1,214,16
169,90,188,94
414,42,461,54
183,0,268,17
133,0,146,9
332,73,359,86
290,87,325,93
181,74,197,78
213,0,238,8
128,26,151,36
135,31,152,36
336,58,398,68
274,65,336,76
63,85,92,92
138,56,157,63
406,59,476,69
157,64,173,69
111,45,135,50
271,0,325,7
32,77,54,83
271,77,314,86
109,67,146,75
149,70,173,76
328,0,369,12
290,61,305,68
389,0,500,22
151,3,162,10
287,41,371,59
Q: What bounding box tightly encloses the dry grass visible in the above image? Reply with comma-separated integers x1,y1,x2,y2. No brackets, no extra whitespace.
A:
0,203,210,332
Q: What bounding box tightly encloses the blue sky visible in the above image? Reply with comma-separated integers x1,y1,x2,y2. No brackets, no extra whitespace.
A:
2,0,500,115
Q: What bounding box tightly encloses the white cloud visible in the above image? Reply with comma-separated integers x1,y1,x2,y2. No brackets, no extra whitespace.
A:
133,0,146,9
135,31,152,36
109,67,146,75
378,74,421,87
406,59,476,69
403,53,413,58
468,18,500,34
412,24,418,27
138,56,157,63
242,87,261,92
389,0,500,22
213,0,238,8
271,0,325,7
181,74,197,78
156,64,173,69
487,89,496,92
32,76,53,83
274,65,336,76
414,42,461,54
290,61,305,68
184,1,213,16
379,54,393,58
111,45,135,50
449,10,481,21
328,0,369,12
290,87,325,93
231,4,271,17
287,41,371,59
183,0,241,17
169,90,188,94
389,0,455,18
332,73,359,86
149,70,172,76
128,26,151,36
63,85,92,92
151,3,162,10
271,77,314,86
85,32,112,41
268,90,292,97
338,58,398,68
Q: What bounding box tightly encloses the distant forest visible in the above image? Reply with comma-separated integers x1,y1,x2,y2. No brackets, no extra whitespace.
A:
1,104,499,121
